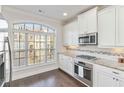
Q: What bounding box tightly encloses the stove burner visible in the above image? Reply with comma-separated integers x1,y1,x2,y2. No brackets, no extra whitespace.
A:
76,55,97,60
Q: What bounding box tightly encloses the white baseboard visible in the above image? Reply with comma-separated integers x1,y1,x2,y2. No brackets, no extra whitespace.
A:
6,63,58,82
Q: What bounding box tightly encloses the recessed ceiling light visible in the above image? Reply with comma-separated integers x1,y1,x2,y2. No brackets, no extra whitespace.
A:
63,12,68,16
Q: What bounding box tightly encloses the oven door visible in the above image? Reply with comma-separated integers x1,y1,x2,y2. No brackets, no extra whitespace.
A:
74,62,93,86
83,67,92,82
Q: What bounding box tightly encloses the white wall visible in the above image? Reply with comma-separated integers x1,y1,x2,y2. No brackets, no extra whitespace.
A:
2,6,63,52
2,6,63,81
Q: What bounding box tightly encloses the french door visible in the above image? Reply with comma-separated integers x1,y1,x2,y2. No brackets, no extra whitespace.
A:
13,32,56,67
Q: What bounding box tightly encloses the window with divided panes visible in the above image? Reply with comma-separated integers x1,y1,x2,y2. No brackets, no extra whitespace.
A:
13,23,56,67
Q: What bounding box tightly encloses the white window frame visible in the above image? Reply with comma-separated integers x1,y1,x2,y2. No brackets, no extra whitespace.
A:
12,23,57,69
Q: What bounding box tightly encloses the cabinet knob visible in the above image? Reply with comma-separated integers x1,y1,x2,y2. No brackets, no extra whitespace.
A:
113,77,115,80
116,79,119,81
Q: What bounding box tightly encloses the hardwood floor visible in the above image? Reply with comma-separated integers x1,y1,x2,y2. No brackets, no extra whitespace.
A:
11,69,86,87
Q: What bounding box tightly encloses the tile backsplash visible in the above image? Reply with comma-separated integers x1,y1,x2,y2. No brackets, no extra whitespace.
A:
65,46,124,58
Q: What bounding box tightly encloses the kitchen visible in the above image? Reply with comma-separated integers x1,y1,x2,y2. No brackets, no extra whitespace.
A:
0,5,124,87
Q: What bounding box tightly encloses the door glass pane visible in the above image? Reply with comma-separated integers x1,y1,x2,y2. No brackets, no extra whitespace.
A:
47,49,55,62
28,34,34,41
48,28,54,33
25,24,33,31
34,24,41,32
40,49,45,62
35,35,40,41
19,33,25,41
28,42,34,49
28,50,34,65
41,25,47,32
20,58,26,66
14,33,19,41
18,24,25,30
47,35,55,49
20,51,26,58
41,42,45,49
20,42,25,50
35,50,40,64
40,36,45,41
35,42,40,49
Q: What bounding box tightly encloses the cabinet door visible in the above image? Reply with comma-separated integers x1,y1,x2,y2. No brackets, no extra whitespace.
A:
116,6,124,46
118,78,124,87
63,26,70,45
78,13,87,34
98,7,116,47
63,56,68,72
96,71,117,87
59,55,64,69
63,20,78,46
67,58,74,76
71,20,78,45
87,8,97,33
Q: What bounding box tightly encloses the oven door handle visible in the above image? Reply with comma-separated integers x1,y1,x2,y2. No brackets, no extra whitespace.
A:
74,63,92,71
83,67,92,71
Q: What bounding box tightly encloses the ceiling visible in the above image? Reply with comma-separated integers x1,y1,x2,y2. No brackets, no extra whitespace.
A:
6,5,94,23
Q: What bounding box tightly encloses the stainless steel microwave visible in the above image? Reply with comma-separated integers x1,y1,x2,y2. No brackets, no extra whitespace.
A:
78,32,98,45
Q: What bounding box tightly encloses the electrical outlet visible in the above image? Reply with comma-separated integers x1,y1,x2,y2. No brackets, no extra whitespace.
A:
118,58,124,63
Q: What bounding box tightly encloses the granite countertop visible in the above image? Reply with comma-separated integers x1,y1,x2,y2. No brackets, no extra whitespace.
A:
94,58,124,71
58,52,77,58
58,52,124,71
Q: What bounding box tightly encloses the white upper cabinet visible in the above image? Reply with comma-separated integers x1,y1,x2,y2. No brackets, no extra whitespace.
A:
78,13,87,34
98,6,124,47
87,8,97,33
63,19,78,46
116,6,124,46
78,7,97,34
98,7,116,47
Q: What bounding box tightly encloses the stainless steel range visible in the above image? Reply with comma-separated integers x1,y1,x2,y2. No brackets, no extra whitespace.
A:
74,55,97,87
76,55,97,60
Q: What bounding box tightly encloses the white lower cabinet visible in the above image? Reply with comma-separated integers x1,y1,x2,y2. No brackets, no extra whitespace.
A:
59,54,74,76
118,78,124,87
94,70,117,87
93,64,124,87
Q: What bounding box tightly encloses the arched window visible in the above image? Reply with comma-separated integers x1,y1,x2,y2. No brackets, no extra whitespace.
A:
13,22,56,67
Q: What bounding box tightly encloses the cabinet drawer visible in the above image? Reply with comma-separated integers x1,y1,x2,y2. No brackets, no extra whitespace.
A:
94,64,124,79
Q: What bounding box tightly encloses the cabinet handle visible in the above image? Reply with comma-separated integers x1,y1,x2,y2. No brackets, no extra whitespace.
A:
113,77,115,80
112,71,119,75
